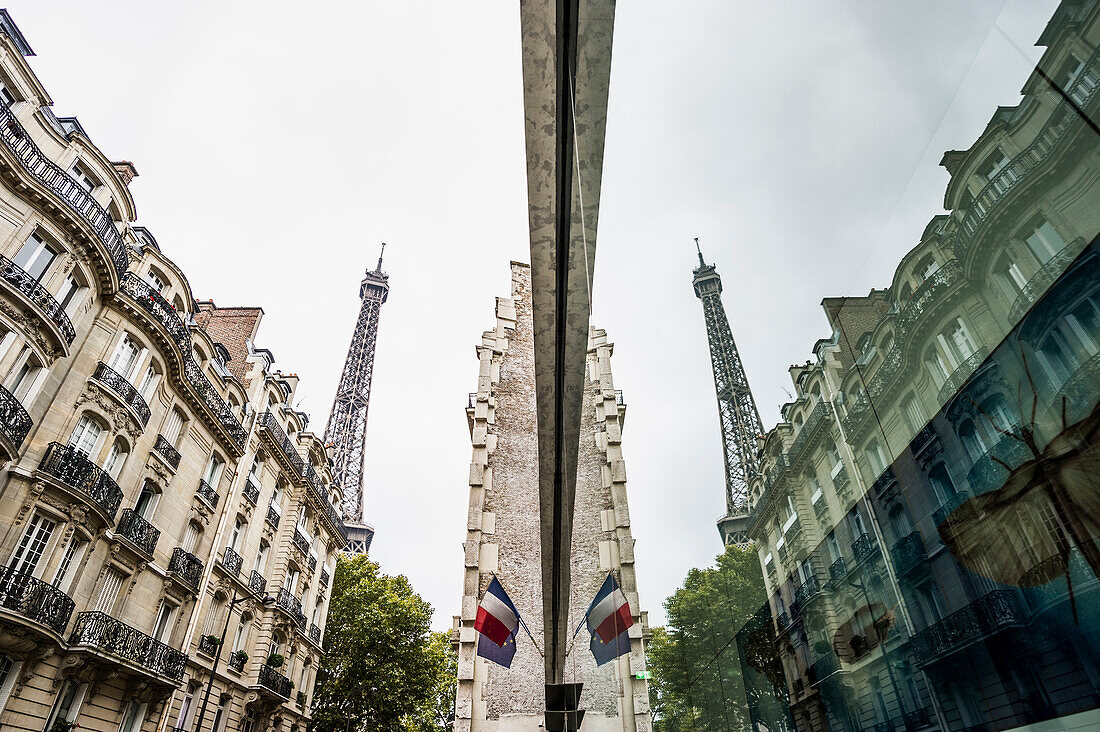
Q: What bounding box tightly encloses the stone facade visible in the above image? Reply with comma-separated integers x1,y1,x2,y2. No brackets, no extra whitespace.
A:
453,262,651,731
743,2,1100,730
0,14,343,732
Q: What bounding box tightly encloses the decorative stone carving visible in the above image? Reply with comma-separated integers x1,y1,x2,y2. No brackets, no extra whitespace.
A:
75,383,141,442
0,298,61,361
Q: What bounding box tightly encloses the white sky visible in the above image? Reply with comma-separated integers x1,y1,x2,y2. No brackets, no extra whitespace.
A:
8,0,1059,630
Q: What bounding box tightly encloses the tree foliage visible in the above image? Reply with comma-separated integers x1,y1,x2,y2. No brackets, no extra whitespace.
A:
310,555,456,732
648,544,770,731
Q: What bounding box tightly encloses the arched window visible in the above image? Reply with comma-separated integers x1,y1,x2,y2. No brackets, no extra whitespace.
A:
162,407,186,447
928,464,958,505
134,480,160,519
137,359,161,401
269,631,285,661
182,521,202,554
103,438,129,480
68,413,105,457
108,332,143,380
979,394,1017,438
958,420,987,462
924,345,949,386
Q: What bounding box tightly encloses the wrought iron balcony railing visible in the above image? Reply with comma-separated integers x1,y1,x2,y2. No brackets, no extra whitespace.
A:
116,509,159,556
266,506,280,528
913,590,1024,665
0,380,31,452
257,663,292,698
903,707,932,731
309,623,321,644
0,564,74,634
776,612,789,630
276,587,302,617
308,555,317,573
258,412,347,542
120,274,247,448
871,467,897,496
243,475,260,505
896,260,963,339
92,362,150,427
0,254,74,345
852,532,877,562
227,651,247,673
890,531,927,577
828,556,847,582
937,348,990,404
810,653,839,683
153,434,181,469
794,575,820,606
197,633,220,657
966,436,1031,496
195,479,218,508
319,567,330,587
222,546,242,576
38,442,123,519
787,401,833,462
168,547,203,590
248,570,267,597
69,611,187,680
0,106,129,280
932,490,971,528
292,529,310,556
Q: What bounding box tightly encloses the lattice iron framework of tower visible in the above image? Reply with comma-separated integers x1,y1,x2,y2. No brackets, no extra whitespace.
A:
692,239,765,547
324,245,389,554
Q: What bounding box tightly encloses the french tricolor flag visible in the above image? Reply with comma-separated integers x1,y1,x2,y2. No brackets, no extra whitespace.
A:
586,573,633,665
475,577,520,648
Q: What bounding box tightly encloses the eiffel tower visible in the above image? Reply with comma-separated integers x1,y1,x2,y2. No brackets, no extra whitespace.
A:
692,239,765,546
324,245,389,554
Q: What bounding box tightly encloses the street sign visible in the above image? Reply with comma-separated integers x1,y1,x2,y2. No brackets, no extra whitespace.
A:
634,671,652,680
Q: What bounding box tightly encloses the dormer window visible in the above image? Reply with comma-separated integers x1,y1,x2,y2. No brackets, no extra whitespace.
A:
68,161,98,194
916,253,940,281
1058,53,1084,94
145,270,168,295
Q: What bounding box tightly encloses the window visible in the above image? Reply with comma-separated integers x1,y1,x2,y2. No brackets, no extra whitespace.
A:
991,254,1027,305
51,536,85,592
924,345,950,386
890,507,913,540
959,420,987,461
6,349,45,406
175,691,194,732
0,81,17,108
287,566,301,595
103,439,128,480
0,654,22,715
847,508,868,539
68,161,97,193
941,319,977,365
296,504,308,533
118,701,147,732
152,602,176,643
866,440,887,477
826,532,842,562
145,270,168,295
12,231,59,281
241,709,256,732
781,495,797,533
137,362,159,400
230,517,246,552
253,542,269,574
69,414,104,457
232,614,251,652
903,394,924,432
916,253,940,281
270,482,284,516
203,455,224,487
134,481,159,520
211,699,230,732
94,568,125,613
977,147,1017,193
54,273,87,316
10,514,55,577
928,464,958,505
796,558,813,585
162,408,185,446
108,334,142,379
44,680,87,732
182,523,200,554
1059,53,1085,98
980,394,1017,436
1023,217,1066,264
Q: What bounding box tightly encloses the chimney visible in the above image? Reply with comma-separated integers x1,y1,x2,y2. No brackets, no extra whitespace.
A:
112,161,138,186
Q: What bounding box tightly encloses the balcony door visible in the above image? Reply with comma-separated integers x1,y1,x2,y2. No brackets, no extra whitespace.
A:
9,514,55,578
12,232,58,281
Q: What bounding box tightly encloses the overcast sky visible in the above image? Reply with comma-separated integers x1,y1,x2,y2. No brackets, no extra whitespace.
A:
9,1,1059,629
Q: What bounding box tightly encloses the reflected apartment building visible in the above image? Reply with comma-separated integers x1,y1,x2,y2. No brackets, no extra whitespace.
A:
0,12,344,732
744,1,1100,730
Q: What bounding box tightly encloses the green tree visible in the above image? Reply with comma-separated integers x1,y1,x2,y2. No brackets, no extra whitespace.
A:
648,544,769,731
310,555,455,732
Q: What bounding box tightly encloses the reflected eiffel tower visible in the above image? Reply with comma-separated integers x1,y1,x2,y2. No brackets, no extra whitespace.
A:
692,239,764,546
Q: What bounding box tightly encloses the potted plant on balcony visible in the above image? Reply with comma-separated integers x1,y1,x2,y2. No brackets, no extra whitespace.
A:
50,720,77,732
202,634,221,647
230,650,248,666
265,653,284,669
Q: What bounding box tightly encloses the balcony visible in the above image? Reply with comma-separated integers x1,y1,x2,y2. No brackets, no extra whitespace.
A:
913,590,1025,666
292,529,310,556
966,435,1031,496
810,653,840,684
826,557,847,588
319,567,330,587
69,611,187,681
243,475,260,505
0,254,75,346
197,633,221,657
153,434,181,469
309,623,321,644
195,479,219,509
92,362,150,427
266,506,280,528
787,402,834,464
871,467,896,497
248,570,267,597
168,547,203,590
119,274,247,449
890,532,927,577
776,612,789,630
296,691,307,708
308,555,317,573
221,547,242,576
932,490,971,527
953,48,1100,263
937,348,990,404
851,532,877,562
116,509,159,556
0,564,74,635
896,260,963,343
1009,239,1088,322
257,412,347,542
903,707,933,730
227,651,247,673
794,575,820,606
0,381,31,459
38,442,124,520
0,106,129,283
256,663,292,698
